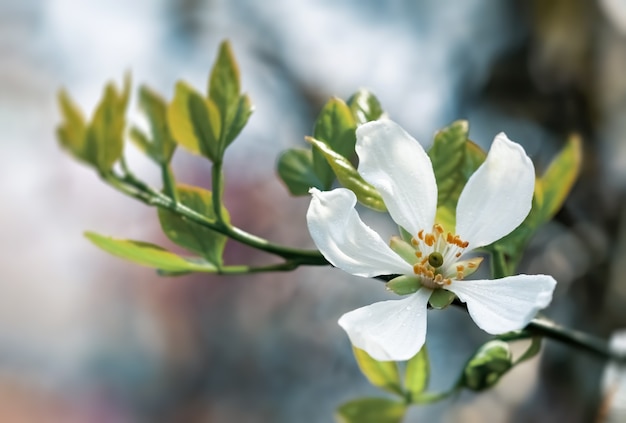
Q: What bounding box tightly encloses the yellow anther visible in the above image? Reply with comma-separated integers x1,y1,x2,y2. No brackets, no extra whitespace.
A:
418,230,424,240
434,274,443,283
456,264,465,272
415,251,422,258
434,224,444,234
411,238,418,246
461,240,469,248
455,252,461,258
425,234,435,246
468,262,477,268
447,233,454,243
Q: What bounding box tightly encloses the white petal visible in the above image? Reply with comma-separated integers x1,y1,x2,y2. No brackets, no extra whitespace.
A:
338,288,432,361
446,274,556,334
455,133,535,250
356,120,437,237
307,188,413,277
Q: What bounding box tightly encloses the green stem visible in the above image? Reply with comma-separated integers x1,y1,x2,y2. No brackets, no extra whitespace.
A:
161,163,178,203
212,159,226,223
500,317,624,362
104,172,328,265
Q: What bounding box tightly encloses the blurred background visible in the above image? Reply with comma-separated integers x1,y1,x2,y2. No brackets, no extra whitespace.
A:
2,0,626,421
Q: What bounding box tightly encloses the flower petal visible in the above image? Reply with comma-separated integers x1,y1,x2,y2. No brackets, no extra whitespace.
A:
356,120,437,237
307,188,413,277
338,288,432,361
446,274,556,334
455,133,535,250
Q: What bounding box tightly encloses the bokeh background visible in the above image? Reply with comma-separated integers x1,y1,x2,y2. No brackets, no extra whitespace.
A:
3,0,626,421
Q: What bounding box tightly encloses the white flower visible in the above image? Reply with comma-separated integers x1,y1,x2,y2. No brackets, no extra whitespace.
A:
306,120,557,361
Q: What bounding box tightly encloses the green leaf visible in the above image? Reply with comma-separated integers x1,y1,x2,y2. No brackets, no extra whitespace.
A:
535,134,582,221
208,40,252,154
462,340,513,391
84,232,216,272
347,89,384,125
312,98,357,189
57,89,88,162
209,41,240,121
335,398,406,423
307,136,385,211
167,81,221,161
84,78,130,172
222,93,253,149
276,148,323,195
131,85,176,164
352,347,403,396
428,121,486,232
405,345,429,402
158,184,229,266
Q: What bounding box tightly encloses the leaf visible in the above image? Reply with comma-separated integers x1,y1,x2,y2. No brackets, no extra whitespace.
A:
167,81,221,161
84,232,216,272
307,136,385,211
222,93,253,149
158,184,229,266
84,79,130,171
405,345,429,402
312,98,357,189
209,41,241,122
335,398,406,423
352,347,403,396
208,40,252,153
276,148,323,195
131,85,176,164
462,340,513,391
57,89,88,162
347,89,384,125
535,134,582,221
427,121,486,232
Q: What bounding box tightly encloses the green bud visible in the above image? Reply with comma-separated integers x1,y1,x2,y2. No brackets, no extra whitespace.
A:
462,340,513,391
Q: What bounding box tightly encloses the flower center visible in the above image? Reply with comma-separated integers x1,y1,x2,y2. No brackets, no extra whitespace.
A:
410,223,470,290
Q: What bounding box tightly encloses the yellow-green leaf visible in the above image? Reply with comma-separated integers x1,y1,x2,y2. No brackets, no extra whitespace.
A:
352,347,403,395
56,89,88,161
347,89,384,125
84,232,216,272
405,345,429,402
336,398,406,423
312,97,357,189
85,80,129,171
277,148,323,195
167,81,221,161
307,136,385,211
536,134,582,221
157,184,228,266
131,85,176,164
427,121,486,232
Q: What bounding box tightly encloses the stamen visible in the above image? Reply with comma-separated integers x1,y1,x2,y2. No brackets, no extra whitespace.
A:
411,238,418,246
424,234,435,246
418,230,424,240
455,252,461,258
415,251,422,258
468,262,477,268
434,224,444,234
